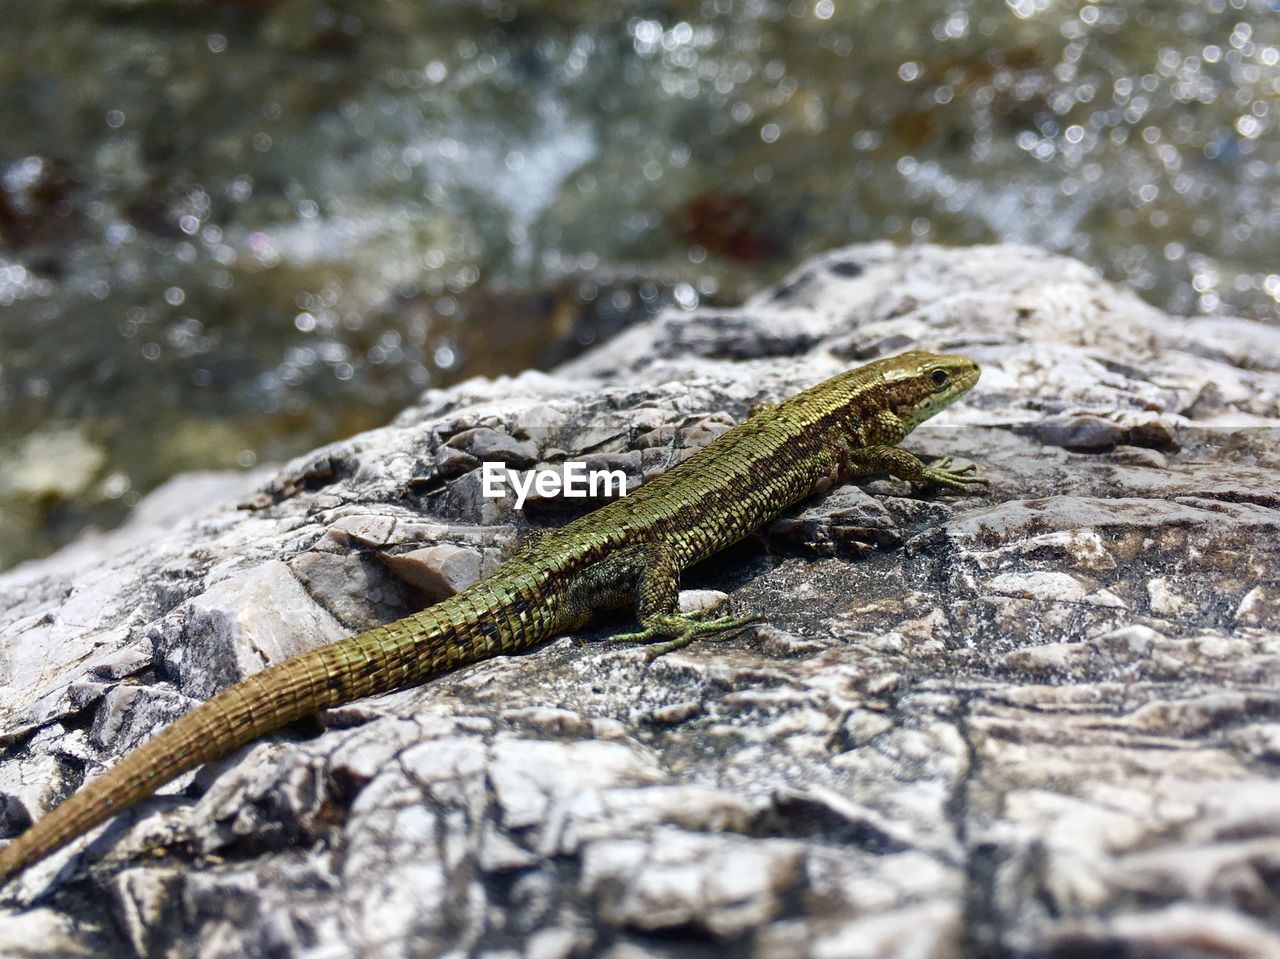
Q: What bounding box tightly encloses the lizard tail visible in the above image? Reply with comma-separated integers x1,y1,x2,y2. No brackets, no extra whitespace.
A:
0,586,521,887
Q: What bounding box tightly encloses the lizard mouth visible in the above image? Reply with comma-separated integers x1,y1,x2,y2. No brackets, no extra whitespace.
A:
955,362,981,394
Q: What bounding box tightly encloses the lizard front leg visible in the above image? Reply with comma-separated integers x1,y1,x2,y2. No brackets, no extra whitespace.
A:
848,445,987,492
607,542,760,658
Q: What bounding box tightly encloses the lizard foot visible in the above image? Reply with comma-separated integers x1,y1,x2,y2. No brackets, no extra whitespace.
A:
922,456,989,492
610,613,763,660
566,608,721,648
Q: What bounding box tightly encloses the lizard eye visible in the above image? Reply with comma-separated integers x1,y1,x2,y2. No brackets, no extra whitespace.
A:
930,368,950,389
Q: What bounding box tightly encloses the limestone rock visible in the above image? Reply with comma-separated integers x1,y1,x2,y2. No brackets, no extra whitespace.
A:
1,244,1278,957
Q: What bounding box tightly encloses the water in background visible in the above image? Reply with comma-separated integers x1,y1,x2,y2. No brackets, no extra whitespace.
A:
1,0,1277,569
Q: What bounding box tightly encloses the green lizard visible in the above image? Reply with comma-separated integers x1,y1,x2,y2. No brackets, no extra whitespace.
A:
0,349,984,887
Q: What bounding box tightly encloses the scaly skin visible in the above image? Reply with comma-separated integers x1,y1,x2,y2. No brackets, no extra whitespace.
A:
0,350,984,887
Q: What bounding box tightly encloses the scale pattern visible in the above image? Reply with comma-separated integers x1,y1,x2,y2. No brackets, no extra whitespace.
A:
0,350,982,886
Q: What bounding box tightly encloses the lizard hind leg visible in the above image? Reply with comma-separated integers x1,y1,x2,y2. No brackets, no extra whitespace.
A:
608,543,761,659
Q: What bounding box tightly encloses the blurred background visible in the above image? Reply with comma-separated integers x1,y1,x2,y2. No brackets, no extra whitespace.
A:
0,0,1277,571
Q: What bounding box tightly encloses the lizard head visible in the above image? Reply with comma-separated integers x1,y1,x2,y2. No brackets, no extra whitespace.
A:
879,350,981,433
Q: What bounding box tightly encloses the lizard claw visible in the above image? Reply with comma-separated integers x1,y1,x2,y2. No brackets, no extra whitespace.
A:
922,456,988,492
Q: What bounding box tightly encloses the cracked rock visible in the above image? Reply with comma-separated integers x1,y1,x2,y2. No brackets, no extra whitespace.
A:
1,243,1278,957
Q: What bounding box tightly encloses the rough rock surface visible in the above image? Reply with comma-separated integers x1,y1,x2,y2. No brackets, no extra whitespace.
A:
2,243,1279,958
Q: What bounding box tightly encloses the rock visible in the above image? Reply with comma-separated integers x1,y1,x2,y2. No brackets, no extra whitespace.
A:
0,908,94,957
1,243,1278,956
377,544,485,602
154,560,349,699
445,427,539,467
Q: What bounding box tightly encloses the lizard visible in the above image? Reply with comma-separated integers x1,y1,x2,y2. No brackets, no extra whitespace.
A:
0,349,985,888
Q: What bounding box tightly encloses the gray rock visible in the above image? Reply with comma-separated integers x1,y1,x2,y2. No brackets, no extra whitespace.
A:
380,544,486,603
445,427,540,467
2,243,1279,957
